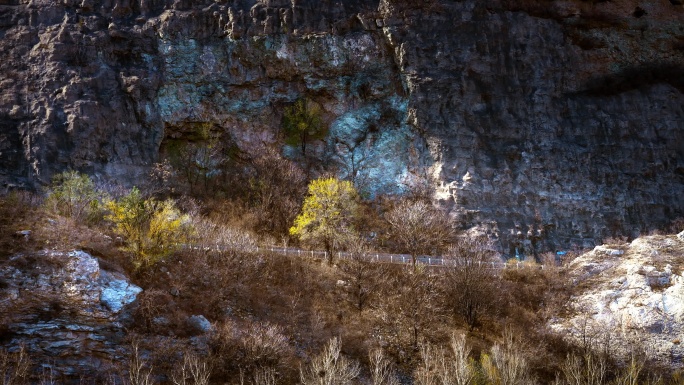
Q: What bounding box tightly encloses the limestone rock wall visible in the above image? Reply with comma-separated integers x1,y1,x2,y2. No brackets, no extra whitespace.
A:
0,0,682,252
384,1,684,254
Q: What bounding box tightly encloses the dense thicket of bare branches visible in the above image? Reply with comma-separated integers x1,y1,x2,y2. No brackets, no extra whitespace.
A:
339,243,389,311
386,200,454,267
440,237,503,330
300,338,360,385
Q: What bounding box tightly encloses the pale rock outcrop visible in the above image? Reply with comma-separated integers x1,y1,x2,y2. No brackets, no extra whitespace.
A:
0,250,142,376
550,234,684,368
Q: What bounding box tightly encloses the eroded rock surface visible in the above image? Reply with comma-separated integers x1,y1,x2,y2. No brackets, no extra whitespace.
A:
550,234,684,369
0,250,141,376
0,0,682,252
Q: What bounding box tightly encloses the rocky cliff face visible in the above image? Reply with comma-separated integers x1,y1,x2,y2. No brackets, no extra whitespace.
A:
0,0,682,252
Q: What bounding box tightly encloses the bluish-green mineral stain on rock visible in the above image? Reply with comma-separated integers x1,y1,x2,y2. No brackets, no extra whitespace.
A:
328,96,414,197
156,30,418,196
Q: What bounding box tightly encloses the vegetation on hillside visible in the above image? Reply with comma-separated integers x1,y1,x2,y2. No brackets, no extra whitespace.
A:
290,177,360,263
106,187,191,270
0,164,682,385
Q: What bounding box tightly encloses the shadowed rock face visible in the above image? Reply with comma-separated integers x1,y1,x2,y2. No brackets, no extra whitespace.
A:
0,0,682,252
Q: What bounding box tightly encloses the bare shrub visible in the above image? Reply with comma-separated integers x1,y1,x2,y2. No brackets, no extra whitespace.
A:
134,289,176,333
241,322,290,370
480,329,536,385
441,237,502,330
38,365,57,385
566,312,613,356
610,355,644,385
0,344,30,385
189,216,257,251
385,200,454,268
128,341,155,385
171,351,211,385
558,353,607,385
413,343,439,385
212,320,291,382
369,349,399,385
300,337,360,385
246,148,307,237
413,333,475,385
249,367,277,385
442,333,476,385
379,266,439,355
339,243,388,311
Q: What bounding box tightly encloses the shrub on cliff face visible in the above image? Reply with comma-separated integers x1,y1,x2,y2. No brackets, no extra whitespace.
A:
106,188,191,270
282,98,327,159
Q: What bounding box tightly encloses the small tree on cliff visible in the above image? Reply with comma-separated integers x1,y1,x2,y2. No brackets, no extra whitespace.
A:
282,98,327,159
290,177,359,264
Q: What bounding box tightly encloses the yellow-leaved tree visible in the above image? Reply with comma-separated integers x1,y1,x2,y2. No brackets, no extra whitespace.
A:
290,177,359,264
106,188,191,270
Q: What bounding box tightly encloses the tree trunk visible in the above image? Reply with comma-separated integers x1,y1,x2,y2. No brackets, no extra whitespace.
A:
325,240,333,265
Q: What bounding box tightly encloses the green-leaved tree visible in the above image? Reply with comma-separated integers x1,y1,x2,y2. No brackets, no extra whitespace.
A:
290,177,359,264
45,170,103,223
282,98,326,159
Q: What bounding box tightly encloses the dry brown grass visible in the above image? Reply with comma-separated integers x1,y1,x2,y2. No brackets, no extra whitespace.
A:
0,191,42,258
115,231,595,383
